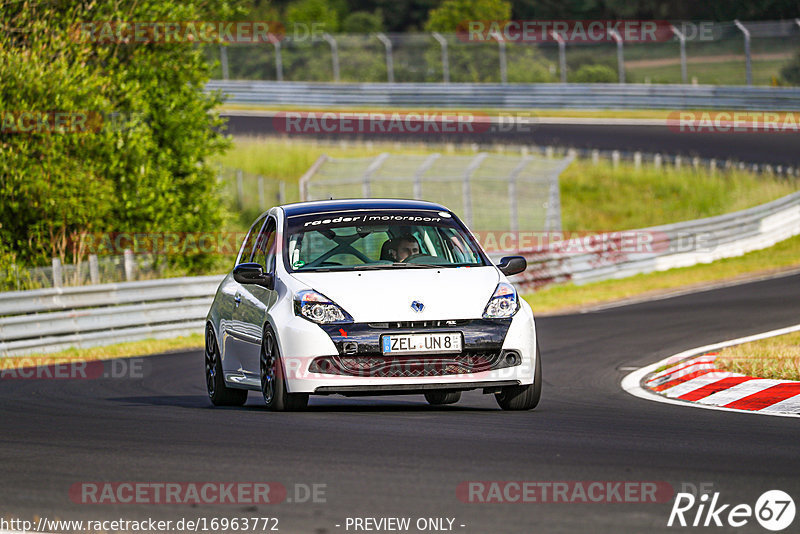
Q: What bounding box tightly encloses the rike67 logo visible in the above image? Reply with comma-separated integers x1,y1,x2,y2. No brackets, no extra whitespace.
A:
668,490,795,531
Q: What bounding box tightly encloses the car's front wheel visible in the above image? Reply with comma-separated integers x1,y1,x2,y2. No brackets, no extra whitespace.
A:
205,324,248,406
424,391,462,405
495,343,542,411
260,325,309,412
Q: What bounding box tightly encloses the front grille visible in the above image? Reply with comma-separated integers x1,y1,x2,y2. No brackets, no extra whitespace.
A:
367,320,470,329
308,351,520,378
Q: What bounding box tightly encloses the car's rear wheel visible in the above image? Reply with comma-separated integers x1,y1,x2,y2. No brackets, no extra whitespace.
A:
205,324,248,406
495,343,542,411
260,325,309,412
424,391,462,405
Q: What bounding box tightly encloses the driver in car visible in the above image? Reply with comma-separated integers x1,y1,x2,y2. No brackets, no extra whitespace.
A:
383,234,421,262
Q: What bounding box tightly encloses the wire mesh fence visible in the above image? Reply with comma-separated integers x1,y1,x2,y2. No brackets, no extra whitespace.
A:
207,21,800,86
1,253,169,291
216,165,298,215
300,152,572,232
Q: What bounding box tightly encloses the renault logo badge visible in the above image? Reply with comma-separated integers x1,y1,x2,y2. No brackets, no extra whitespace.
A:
411,301,424,312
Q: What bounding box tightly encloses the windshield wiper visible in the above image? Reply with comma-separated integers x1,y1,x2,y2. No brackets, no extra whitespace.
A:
366,263,441,269
300,263,446,272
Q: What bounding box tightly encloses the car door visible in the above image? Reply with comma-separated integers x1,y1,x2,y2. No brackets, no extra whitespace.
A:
222,214,267,378
234,216,279,380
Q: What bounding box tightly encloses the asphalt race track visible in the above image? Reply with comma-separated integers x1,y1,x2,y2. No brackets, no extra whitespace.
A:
221,113,800,168
2,273,799,533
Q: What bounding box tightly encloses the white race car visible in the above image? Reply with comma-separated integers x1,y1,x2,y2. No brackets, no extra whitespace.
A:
205,199,541,411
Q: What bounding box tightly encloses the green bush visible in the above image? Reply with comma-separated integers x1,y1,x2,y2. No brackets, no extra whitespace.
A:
779,50,800,85
572,64,618,83
341,11,384,33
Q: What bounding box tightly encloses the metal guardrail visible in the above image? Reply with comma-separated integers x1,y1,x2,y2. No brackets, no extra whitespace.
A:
0,276,223,356
504,190,800,291
207,81,800,111
2,191,799,356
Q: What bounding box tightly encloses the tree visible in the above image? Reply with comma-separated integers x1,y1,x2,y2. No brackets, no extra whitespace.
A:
425,0,512,32
285,0,340,33
0,0,234,274
342,11,385,33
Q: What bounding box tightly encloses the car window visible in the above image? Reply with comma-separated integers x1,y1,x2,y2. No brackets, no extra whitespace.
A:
284,210,487,272
237,214,267,265
254,218,278,273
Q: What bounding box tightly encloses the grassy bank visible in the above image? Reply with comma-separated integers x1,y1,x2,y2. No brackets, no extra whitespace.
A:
715,330,800,381
559,160,796,231
523,233,800,314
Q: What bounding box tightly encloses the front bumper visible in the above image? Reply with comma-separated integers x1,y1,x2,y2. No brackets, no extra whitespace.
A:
276,300,537,394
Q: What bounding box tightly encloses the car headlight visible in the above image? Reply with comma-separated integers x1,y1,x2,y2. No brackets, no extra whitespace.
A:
483,282,519,319
294,290,353,324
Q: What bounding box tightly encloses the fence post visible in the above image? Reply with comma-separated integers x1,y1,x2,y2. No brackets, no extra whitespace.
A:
375,33,394,83
634,151,642,170
611,150,620,167
733,20,752,86
278,180,286,204
299,154,329,201
123,249,135,281
508,157,530,233
269,33,283,81
609,29,625,83
361,153,390,198
670,25,688,84
674,155,682,169
52,257,62,288
413,154,440,200
219,45,229,80
258,175,266,209
591,149,600,165
462,153,488,228
654,154,663,169
89,254,100,284
432,32,450,83
491,32,508,84
322,33,340,82
551,31,567,83
236,169,244,208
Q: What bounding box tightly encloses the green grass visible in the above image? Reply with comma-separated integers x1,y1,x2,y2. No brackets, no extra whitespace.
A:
213,137,460,182
524,233,800,313
560,160,797,231
627,58,788,86
716,330,800,381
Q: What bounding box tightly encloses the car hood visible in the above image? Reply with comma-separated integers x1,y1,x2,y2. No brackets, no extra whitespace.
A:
290,266,501,322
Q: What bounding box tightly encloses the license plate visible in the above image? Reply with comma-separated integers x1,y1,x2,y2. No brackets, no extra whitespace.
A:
381,332,462,354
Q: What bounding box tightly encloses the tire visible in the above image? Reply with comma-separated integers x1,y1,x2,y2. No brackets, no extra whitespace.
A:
495,342,542,411
424,390,462,405
261,325,309,412
205,324,248,407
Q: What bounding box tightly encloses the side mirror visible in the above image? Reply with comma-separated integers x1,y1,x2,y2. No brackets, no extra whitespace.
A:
233,262,274,289
497,256,527,276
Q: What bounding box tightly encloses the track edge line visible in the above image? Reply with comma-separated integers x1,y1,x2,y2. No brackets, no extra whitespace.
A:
621,323,800,418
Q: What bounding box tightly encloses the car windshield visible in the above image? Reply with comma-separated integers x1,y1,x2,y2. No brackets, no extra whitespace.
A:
284,209,488,272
